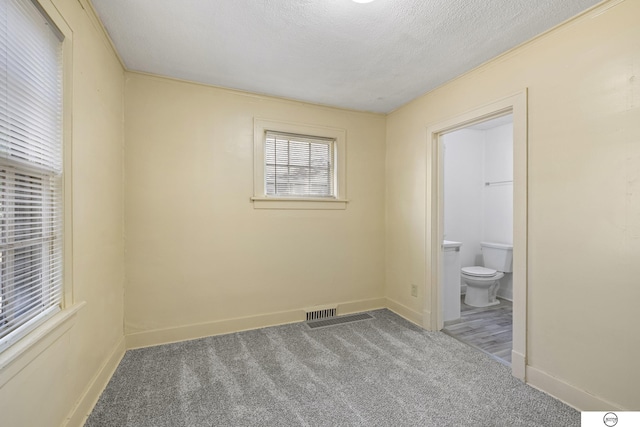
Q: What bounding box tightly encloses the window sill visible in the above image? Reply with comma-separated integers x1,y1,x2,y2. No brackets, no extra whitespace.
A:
0,301,86,388
251,196,348,210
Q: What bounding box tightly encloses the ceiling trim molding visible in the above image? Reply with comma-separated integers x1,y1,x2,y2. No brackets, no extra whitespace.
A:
80,0,126,70
124,70,388,117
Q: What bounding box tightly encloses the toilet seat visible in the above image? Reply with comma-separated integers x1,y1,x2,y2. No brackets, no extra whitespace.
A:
461,266,497,277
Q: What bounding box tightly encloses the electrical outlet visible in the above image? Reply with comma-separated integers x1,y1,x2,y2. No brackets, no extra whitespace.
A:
411,284,418,297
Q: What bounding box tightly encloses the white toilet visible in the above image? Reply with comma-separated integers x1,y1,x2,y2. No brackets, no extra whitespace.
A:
461,242,513,307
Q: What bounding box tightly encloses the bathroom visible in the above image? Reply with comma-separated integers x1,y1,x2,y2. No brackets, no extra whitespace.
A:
441,114,514,364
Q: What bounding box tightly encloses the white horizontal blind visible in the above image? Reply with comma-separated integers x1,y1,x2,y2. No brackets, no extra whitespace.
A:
0,0,63,351
265,131,335,197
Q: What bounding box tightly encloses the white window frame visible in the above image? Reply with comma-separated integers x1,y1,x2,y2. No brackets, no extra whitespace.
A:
252,118,347,210
0,0,81,386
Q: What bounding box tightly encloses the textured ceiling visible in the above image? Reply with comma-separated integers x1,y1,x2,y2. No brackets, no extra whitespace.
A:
91,0,601,113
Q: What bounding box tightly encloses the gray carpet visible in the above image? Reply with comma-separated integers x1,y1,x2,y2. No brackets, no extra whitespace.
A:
86,309,579,426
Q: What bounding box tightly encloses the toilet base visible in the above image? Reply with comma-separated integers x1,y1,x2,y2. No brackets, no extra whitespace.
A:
463,279,502,308
464,295,500,308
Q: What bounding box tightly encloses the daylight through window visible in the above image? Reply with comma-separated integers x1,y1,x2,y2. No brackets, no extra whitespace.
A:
0,0,64,352
265,131,335,198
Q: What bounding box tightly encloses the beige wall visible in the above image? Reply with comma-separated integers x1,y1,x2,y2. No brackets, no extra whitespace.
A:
124,73,386,345
0,0,125,426
386,0,639,410
3,0,637,423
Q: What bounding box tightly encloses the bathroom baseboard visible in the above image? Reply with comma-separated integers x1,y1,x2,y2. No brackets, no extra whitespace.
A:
525,365,622,411
443,318,463,327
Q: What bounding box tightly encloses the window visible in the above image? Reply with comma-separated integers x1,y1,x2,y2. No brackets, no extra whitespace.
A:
265,131,334,198
0,0,64,353
253,119,347,209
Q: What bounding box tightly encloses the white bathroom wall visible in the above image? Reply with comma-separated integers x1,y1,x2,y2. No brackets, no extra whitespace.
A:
483,123,514,244
443,121,514,298
443,129,485,271
482,122,514,299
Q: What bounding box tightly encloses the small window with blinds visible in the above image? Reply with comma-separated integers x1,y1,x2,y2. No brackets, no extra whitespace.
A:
253,119,347,209
0,0,64,353
265,131,335,198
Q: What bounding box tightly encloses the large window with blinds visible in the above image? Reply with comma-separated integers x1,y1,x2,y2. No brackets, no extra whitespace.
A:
0,0,64,352
265,131,335,198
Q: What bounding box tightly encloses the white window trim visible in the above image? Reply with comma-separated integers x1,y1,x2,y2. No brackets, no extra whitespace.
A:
252,118,348,210
0,301,84,388
33,0,75,310
0,0,84,372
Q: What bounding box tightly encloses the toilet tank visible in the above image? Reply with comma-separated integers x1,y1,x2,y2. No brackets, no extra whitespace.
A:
480,242,513,273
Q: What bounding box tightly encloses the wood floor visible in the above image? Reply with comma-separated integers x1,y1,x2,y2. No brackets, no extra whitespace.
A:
443,296,513,365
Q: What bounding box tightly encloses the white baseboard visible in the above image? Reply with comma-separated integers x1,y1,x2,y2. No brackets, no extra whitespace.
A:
497,293,513,302
125,297,387,350
66,298,625,422
126,309,303,350
421,309,434,330
338,297,386,315
384,297,424,327
526,365,622,411
63,336,126,427
511,350,526,381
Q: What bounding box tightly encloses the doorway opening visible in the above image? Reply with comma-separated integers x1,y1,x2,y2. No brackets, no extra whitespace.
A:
440,114,514,366
424,91,527,380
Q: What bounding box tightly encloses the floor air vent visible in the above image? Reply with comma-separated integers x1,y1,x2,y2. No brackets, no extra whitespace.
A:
305,307,336,321
307,312,374,329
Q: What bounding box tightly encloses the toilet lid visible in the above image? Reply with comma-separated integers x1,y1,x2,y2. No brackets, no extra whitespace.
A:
462,266,497,277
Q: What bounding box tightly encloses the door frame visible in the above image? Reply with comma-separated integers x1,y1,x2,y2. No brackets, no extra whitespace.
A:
424,90,528,380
